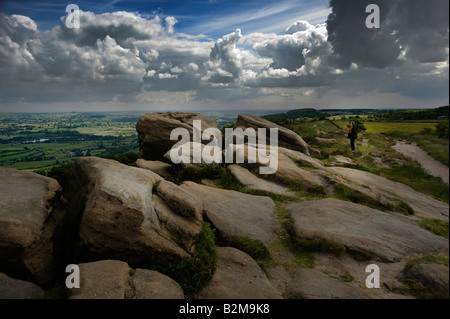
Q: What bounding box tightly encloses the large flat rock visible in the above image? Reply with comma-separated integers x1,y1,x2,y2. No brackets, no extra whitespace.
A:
135,159,174,181
195,247,282,299
67,157,203,262
233,114,309,155
286,198,449,262
69,260,184,299
325,167,449,220
276,153,326,187
224,144,325,186
278,147,324,169
228,164,295,197
286,268,369,299
0,168,67,283
181,181,277,243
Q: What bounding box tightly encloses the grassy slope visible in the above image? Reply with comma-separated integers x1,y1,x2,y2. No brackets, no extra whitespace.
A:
285,120,449,204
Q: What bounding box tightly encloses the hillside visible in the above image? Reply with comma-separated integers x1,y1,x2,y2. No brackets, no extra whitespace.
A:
0,112,448,301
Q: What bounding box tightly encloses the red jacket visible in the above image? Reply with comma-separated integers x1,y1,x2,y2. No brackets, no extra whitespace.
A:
348,124,357,139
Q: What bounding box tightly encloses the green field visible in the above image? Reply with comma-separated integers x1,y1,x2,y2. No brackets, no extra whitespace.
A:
331,120,439,133
363,121,438,133
0,112,141,172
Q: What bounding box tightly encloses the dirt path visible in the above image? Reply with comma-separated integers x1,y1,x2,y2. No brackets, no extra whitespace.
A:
393,141,449,184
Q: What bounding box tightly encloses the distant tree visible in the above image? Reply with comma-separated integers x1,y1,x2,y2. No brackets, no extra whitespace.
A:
435,121,449,139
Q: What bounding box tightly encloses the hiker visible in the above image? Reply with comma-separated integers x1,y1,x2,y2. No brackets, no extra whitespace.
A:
348,121,357,151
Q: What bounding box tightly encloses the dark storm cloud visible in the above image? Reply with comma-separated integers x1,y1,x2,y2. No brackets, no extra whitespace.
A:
392,0,449,63
326,0,449,69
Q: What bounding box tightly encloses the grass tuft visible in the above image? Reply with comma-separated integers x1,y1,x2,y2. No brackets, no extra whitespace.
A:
151,222,217,297
334,183,384,210
292,238,346,257
399,253,449,299
223,236,272,272
176,165,224,183
418,218,449,239
403,252,449,273
339,273,355,282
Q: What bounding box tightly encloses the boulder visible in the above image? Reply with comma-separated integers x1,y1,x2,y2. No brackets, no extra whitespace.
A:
403,263,449,292
228,164,295,197
233,114,309,155
181,181,277,244
135,159,174,181
0,273,45,299
69,260,184,299
156,180,202,218
278,147,324,169
223,144,324,186
286,268,369,299
0,168,67,283
70,260,131,299
286,198,449,262
276,153,326,187
325,167,449,220
127,268,185,299
136,112,218,161
67,157,203,263
164,142,222,168
195,247,282,299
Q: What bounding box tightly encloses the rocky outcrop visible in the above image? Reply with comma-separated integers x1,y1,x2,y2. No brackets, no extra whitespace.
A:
278,147,324,169
276,153,326,187
67,157,203,262
3,112,449,300
136,112,218,161
233,114,309,155
286,198,449,262
228,164,295,197
0,273,45,299
155,180,202,218
286,268,369,299
0,168,67,283
181,182,278,244
69,260,184,299
403,263,449,293
224,144,325,186
128,268,185,299
195,247,282,299
164,141,222,168
135,159,174,181
324,167,449,220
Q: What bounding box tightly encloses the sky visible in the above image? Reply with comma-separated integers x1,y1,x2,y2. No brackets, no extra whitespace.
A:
0,0,448,112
